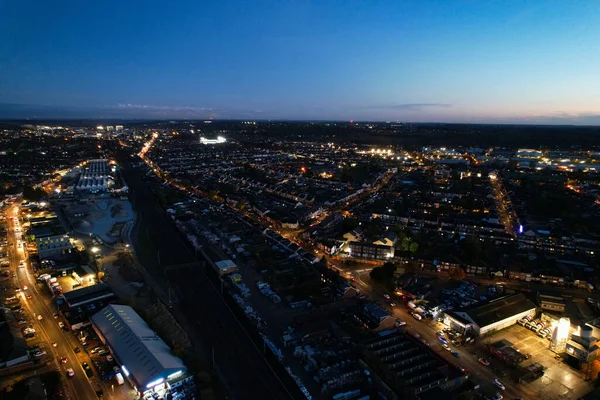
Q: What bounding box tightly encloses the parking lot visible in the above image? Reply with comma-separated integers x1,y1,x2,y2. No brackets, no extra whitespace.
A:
487,324,593,400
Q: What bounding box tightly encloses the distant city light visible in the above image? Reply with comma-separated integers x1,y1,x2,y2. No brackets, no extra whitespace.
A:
200,136,226,144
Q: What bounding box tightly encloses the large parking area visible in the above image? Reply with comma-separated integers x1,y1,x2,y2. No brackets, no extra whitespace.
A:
488,324,593,400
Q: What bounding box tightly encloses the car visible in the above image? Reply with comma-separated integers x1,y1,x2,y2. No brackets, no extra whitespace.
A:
389,302,396,307
91,347,102,354
412,312,422,321
436,330,445,337
494,379,505,390
66,368,74,377
489,394,504,400
37,315,43,320
524,353,531,360
22,286,27,291
383,294,391,300
17,318,27,325
73,347,80,353
58,322,65,329
479,358,490,366
96,390,104,398
442,343,451,351
61,357,68,364
438,336,448,344
452,351,460,358
26,294,32,299
33,351,46,358
113,366,120,373
106,355,113,362
53,313,59,319
52,342,57,347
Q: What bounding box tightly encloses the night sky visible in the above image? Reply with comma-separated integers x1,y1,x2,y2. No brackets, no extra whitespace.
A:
1,0,599,123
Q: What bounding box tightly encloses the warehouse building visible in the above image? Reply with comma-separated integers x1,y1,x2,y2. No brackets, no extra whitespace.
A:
91,305,187,397
444,293,537,336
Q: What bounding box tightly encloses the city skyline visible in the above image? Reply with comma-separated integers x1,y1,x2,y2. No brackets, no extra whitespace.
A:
2,1,600,124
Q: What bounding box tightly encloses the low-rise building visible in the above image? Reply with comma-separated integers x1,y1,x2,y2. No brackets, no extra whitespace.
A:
348,242,394,261
444,294,537,336
35,234,74,259
91,305,188,397
0,309,29,369
361,331,466,396
537,291,566,313
566,325,599,367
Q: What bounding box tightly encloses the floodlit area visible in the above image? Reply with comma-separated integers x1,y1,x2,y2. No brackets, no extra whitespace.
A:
484,324,592,400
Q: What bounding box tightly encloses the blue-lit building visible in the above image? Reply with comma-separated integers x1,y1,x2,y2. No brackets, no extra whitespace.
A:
91,304,187,397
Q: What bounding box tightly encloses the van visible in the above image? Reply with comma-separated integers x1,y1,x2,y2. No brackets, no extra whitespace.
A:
115,372,124,385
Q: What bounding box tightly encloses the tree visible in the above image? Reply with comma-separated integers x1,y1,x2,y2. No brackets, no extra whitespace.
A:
381,262,396,278
370,267,385,282
400,236,419,255
370,262,396,283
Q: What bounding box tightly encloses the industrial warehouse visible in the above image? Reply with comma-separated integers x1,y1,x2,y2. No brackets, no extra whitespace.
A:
90,304,191,398
444,294,537,336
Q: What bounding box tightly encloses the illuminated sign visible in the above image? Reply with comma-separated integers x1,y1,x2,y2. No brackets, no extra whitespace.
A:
146,378,164,389
167,371,183,380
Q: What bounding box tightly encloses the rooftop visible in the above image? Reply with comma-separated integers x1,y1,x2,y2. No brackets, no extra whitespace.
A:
91,304,186,389
449,293,536,328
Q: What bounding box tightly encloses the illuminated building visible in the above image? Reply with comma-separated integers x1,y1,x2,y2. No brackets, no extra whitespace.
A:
91,305,188,397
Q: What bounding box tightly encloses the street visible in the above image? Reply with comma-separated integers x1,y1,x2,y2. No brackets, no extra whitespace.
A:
5,205,99,400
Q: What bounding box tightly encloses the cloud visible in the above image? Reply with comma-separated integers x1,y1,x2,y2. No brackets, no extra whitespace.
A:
366,103,452,111
115,103,216,112
510,111,600,125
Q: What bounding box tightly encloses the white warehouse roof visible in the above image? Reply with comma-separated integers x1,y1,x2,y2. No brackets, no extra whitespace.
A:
91,304,185,389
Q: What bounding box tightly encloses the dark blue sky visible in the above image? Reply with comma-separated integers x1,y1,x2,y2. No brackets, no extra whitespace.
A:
1,0,600,123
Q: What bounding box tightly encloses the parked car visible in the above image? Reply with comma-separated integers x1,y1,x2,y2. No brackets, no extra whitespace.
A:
479,358,490,366
67,368,75,377
494,379,505,390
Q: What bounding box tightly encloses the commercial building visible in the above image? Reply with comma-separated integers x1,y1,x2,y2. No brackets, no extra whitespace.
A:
565,324,600,367
537,291,566,313
444,294,537,336
35,234,74,259
91,305,187,397
75,159,113,192
61,283,115,309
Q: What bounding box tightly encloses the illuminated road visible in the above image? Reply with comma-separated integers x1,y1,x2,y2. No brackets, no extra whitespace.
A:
6,205,98,400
